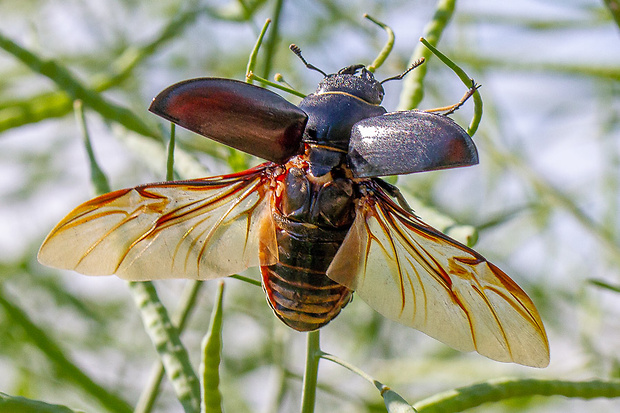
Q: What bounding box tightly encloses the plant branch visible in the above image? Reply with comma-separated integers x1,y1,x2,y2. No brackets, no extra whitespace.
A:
414,378,620,412
300,330,321,413
398,0,456,110
0,31,159,139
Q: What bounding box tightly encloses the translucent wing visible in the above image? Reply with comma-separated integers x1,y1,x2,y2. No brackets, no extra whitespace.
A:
38,164,277,281
327,180,549,367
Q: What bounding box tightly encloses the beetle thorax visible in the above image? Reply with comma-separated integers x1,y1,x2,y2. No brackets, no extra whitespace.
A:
298,67,387,152
315,65,384,104
275,153,356,229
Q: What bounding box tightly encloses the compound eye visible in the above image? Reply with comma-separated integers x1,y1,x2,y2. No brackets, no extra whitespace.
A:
362,68,373,81
338,64,365,75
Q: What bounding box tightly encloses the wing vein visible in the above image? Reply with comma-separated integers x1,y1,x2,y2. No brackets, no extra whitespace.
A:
340,180,548,366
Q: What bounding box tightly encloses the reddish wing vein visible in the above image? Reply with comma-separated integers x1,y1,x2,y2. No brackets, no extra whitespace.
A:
328,181,549,367
38,164,277,281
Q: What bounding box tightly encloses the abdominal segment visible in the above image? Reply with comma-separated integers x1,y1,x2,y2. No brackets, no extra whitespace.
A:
259,154,359,331
260,220,352,331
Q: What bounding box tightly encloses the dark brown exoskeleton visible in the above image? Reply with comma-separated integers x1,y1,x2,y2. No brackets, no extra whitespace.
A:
262,65,388,330
38,46,550,367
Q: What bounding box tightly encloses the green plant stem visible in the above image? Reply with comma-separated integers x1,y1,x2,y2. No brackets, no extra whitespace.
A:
134,280,204,413
0,31,159,139
589,279,620,294
603,0,620,30
364,14,395,72
398,0,456,110
200,282,225,413
230,274,261,286
413,378,620,413
74,100,111,194
166,124,176,181
320,352,417,412
77,94,200,411
320,352,376,386
300,330,321,413
246,19,271,84
129,282,201,413
261,0,285,77
418,38,482,136
0,287,133,413
244,17,306,98
0,3,203,134
76,86,200,413
246,72,306,97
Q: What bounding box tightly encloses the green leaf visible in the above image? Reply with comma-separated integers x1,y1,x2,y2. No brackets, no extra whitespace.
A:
383,389,418,413
0,392,84,413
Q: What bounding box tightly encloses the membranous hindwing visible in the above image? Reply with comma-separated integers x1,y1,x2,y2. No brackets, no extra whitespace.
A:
326,180,549,368
39,165,279,280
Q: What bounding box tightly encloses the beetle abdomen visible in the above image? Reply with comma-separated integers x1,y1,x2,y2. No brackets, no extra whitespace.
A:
261,219,352,331
260,157,356,331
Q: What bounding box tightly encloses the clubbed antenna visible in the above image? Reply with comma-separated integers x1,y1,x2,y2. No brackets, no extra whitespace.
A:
380,58,425,84
290,44,327,77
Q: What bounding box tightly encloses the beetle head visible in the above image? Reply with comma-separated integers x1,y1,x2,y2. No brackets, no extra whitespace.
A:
315,65,385,105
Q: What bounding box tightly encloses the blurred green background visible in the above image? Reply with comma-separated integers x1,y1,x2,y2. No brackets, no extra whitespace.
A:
1,0,620,412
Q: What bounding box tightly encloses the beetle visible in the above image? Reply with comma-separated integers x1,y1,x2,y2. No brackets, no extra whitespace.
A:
38,45,549,368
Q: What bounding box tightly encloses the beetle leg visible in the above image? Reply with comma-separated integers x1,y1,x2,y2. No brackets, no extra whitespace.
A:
372,178,415,214
424,80,481,116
